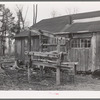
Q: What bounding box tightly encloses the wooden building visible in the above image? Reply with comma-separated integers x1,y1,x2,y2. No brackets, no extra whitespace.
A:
55,21,100,72
15,10,100,72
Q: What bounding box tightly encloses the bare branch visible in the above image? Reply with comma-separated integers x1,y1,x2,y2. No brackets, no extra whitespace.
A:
65,7,78,15
51,10,58,18
24,6,29,22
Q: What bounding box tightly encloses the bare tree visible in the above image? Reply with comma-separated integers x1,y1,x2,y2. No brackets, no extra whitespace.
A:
65,7,78,15
51,10,58,18
0,4,15,56
16,4,29,31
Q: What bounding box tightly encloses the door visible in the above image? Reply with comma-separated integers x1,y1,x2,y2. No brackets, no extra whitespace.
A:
68,38,92,71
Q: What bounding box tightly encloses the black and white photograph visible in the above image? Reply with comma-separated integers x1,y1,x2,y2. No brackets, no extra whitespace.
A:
1,2,100,97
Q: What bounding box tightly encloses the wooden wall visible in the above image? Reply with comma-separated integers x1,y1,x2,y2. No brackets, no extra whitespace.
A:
15,32,100,72
95,32,100,70
68,33,92,71
0,37,2,56
15,36,39,61
68,48,92,71
15,38,24,61
47,33,93,71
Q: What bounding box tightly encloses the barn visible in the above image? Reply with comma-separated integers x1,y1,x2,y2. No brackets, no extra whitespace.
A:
14,10,100,72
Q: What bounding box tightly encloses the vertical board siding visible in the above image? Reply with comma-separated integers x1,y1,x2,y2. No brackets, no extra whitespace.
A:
91,33,96,71
32,37,39,51
21,39,25,60
0,38,2,55
16,39,22,60
88,48,92,70
68,48,91,71
96,32,100,69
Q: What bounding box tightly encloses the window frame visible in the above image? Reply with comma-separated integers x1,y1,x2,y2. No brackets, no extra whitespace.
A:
71,38,91,49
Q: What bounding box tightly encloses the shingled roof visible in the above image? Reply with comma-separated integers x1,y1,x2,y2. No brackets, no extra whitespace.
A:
15,10,100,38
14,30,39,38
31,10,100,33
64,21,100,33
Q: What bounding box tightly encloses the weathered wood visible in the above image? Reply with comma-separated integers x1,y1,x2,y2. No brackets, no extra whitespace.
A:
33,61,56,68
32,59,57,64
56,39,61,85
28,30,32,83
21,39,25,60
42,43,66,46
91,33,96,72
32,60,77,67
62,62,78,65
39,32,44,78
73,33,92,38
28,51,59,58
95,32,100,70
68,48,90,71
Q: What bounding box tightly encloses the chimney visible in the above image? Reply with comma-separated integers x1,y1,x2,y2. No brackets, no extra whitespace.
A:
69,15,72,24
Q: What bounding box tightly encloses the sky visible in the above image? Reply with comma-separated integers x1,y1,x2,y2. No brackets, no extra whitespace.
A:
3,1,100,26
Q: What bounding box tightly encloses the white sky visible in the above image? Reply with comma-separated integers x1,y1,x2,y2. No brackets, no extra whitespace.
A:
3,2,100,26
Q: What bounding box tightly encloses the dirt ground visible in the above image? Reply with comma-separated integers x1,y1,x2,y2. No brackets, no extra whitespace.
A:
0,69,100,91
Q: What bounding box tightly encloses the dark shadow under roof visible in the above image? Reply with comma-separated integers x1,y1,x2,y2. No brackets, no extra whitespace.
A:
14,30,39,38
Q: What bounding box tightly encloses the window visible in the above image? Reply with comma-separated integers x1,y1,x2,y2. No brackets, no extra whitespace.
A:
42,38,48,51
71,38,91,48
42,39,48,44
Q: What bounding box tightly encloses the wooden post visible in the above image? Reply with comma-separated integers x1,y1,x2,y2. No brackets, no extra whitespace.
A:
74,64,77,75
28,30,32,83
91,33,96,72
56,39,61,85
39,31,43,78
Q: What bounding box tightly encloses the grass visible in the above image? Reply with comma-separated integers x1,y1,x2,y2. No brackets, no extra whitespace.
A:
0,69,100,91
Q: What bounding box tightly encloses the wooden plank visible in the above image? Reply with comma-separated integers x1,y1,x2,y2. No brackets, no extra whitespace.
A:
88,47,92,71
32,59,57,64
42,44,66,46
85,49,89,71
78,49,81,71
33,61,56,68
91,33,96,71
16,39,22,60
22,39,25,60
32,58,78,66
56,39,61,85
30,52,59,58
95,32,100,69
28,30,32,83
62,62,78,65
73,33,92,38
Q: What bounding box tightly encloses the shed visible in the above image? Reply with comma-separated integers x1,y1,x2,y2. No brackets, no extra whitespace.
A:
14,10,100,72
14,30,40,61
58,21,100,72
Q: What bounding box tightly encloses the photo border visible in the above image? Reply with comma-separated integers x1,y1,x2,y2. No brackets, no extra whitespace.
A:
0,0,100,99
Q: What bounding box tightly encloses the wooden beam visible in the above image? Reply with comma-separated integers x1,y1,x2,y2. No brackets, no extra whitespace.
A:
28,30,32,83
56,39,61,85
42,43,66,46
39,32,44,78
28,51,59,59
